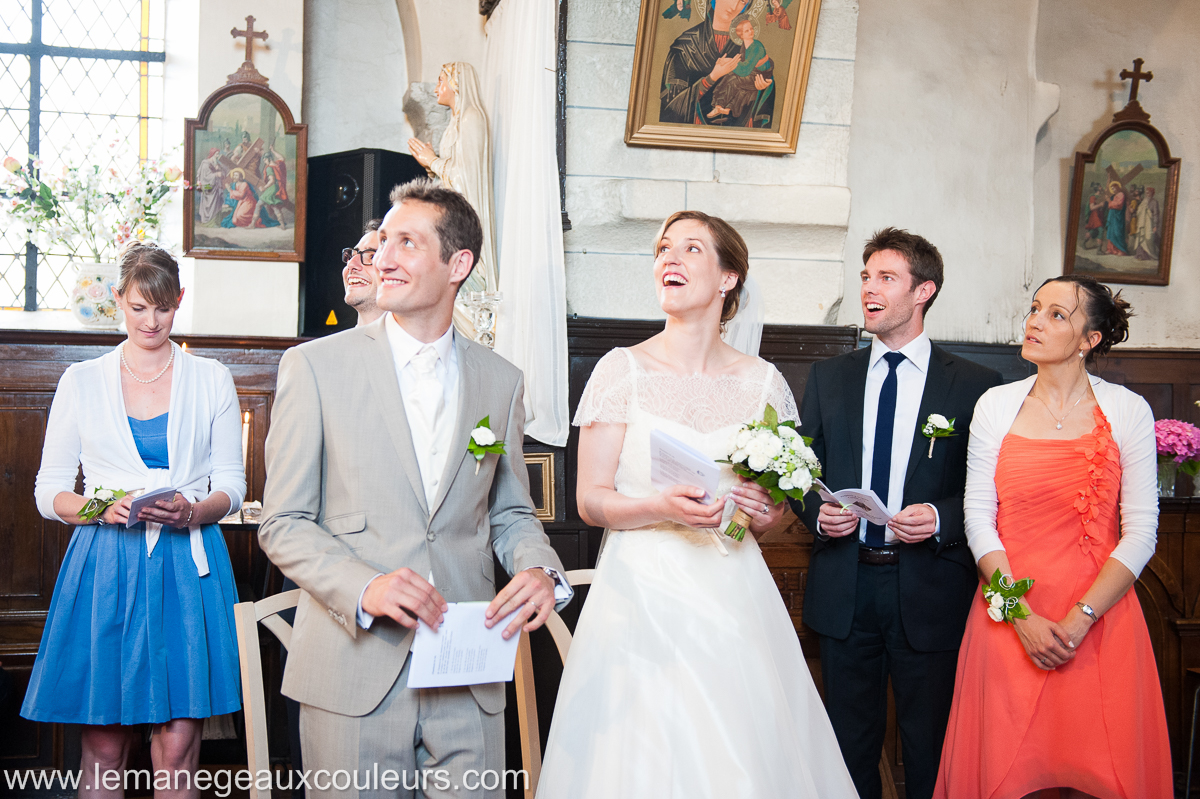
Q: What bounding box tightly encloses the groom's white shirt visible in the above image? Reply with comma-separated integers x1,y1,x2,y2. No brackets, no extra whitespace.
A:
386,313,459,503
358,314,570,628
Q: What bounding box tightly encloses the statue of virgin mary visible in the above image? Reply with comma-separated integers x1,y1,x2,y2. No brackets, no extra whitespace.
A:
408,61,498,338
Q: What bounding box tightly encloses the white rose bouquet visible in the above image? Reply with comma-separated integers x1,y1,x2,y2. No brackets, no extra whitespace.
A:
720,404,822,542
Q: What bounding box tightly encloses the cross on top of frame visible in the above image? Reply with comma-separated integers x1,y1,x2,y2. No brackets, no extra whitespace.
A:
1112,58,1154,123
227,15,270,86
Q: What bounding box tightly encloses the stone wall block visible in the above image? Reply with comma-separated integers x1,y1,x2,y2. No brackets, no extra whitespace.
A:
712,123,850,187
566,42,635,111
566,108,714,180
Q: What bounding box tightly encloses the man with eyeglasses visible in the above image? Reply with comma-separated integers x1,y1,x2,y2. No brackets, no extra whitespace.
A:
341,219,383,327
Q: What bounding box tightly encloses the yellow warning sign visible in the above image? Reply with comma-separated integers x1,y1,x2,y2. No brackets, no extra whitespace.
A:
325,310,338,325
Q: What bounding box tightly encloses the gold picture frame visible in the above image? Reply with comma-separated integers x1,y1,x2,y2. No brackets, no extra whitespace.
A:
524,452,557,522
625,0,823,155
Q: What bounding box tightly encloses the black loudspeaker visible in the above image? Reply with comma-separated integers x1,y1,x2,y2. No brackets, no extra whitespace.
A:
301,148,426,337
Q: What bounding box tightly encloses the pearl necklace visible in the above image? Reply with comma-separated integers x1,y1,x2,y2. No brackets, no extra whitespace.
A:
120,341,174,384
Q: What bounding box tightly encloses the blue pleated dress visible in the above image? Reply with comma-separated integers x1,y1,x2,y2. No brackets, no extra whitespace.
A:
21,413,243,725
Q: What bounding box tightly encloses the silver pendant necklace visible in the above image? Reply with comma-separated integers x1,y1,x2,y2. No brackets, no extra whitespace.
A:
121,341,174,384
1031,381,1087,430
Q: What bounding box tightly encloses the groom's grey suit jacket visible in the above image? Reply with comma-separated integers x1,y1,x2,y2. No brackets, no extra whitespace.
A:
259,314,565,717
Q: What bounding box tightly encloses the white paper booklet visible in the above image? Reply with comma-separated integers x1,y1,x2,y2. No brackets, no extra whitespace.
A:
649,428,721,502
813,478,894,526
129,487,179,522
407,602,521,689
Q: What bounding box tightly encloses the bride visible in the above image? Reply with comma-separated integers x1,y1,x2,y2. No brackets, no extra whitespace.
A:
536,211,857,798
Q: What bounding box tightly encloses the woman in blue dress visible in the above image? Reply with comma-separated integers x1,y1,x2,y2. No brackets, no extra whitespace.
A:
25,242,245,796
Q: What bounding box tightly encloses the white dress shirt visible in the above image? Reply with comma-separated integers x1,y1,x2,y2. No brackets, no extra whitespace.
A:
385,312,459,505
358,314,572,628
964,374,1158,576
856,333,940,543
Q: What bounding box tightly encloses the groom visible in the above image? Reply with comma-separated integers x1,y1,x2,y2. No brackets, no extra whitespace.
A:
260,179,570,798
792,228,1001,799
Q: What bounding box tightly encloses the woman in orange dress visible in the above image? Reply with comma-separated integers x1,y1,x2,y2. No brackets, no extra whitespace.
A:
935,275,1170,799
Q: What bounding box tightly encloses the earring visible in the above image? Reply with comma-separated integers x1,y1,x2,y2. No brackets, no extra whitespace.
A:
1079,351,1085,358
720,289,727,299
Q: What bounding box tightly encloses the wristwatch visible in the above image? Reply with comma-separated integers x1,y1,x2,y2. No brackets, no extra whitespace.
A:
1075,601,1099,623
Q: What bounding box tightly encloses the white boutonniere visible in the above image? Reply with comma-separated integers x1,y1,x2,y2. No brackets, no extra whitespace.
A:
922,413,956,458
468,416,506,474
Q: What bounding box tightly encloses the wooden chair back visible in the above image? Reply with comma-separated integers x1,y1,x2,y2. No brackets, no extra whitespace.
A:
514,568,595,799
233,589,302,799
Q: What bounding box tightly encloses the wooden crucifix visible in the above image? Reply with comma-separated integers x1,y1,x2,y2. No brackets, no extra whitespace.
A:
1113,58,1152,123
1120,58,1152,103
227,15,270,86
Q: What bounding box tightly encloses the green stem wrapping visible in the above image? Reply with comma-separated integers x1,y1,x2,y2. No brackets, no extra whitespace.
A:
723,508,752,542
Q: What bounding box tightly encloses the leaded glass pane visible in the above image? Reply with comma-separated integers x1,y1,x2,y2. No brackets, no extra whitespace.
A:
0,55,30,159
42,0,142,52
0,0,33,44
35,251,74,310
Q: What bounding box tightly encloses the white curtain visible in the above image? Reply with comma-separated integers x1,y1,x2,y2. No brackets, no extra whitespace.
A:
482,0,570,446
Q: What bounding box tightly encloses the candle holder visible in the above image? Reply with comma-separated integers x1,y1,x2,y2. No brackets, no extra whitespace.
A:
463,291,502,349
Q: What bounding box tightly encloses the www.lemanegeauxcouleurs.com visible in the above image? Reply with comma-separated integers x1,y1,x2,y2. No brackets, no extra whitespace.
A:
4,765,530,795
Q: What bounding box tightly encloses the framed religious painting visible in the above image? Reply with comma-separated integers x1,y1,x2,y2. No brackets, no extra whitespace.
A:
625,0,822,155
183,82,308,261
1063,105,1179,285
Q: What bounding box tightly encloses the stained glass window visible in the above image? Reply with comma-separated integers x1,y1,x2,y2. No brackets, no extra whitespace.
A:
0,0,165,311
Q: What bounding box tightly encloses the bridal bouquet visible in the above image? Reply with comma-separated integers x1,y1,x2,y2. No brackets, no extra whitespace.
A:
721,404,822,541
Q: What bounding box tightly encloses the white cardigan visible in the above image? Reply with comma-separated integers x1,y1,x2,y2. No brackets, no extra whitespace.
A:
34,343,246,575
964,374,1158,577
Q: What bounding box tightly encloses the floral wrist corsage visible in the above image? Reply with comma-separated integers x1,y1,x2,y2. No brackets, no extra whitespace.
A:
982,569,1034,623
79,486,127,522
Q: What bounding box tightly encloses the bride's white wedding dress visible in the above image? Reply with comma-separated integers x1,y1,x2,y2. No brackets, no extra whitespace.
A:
536,349,857,798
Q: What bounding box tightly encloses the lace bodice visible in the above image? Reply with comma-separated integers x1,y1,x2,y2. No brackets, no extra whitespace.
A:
574,348,799,433
575,349,800,538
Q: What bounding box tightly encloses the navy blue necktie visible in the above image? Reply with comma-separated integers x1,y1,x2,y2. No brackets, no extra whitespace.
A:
866,351,906,547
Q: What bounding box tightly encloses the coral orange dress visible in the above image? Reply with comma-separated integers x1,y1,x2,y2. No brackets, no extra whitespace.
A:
934,407,1171,798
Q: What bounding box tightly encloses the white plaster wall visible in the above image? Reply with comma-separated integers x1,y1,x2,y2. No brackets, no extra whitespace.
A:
839,0,1057,343
408,0,489,82
562,0,860,325
1033,1,1200,348
304,0,415,156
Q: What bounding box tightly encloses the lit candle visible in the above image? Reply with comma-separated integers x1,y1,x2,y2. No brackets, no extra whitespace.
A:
242,410,250,472
181,342,188,352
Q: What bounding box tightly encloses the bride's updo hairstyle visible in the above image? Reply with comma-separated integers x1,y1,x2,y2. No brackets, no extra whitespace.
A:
116,241,182,309
653,210,749,330
1036,274,1132,364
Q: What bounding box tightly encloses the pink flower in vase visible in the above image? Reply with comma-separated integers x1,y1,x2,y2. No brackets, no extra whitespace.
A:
1154,419,1200,464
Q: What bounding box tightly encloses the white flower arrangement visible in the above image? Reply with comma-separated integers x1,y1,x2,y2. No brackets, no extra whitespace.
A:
467,416,505,474
921,413,957,458
721,404,823,541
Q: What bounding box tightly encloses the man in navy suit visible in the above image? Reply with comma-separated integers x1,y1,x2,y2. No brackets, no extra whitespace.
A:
792,228,1002,799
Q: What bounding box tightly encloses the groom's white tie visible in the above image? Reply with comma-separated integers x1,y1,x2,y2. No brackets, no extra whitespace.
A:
410,344,445,502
